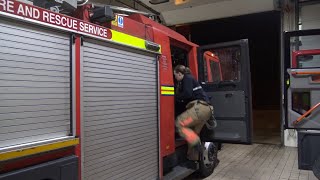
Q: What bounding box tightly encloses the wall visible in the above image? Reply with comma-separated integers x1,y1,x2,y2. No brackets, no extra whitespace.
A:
281,0,298,147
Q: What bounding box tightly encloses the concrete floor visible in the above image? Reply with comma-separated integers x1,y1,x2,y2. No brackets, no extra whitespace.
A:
253,129,281,145
189,143,318,180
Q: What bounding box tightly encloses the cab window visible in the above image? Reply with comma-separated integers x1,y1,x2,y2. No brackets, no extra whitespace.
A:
202,46,241,83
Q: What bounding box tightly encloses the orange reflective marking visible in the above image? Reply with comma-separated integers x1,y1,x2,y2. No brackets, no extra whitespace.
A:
180,117,193,127
181,128,199,145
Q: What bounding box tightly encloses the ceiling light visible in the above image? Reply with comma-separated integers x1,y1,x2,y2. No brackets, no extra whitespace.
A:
174,0,190,5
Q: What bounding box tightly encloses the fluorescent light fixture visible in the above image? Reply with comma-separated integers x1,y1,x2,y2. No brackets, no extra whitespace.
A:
174,0,190,5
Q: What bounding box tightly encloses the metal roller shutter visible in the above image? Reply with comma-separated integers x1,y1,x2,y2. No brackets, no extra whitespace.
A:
0,18,71,148
83,38,158,180
300,3,320,50
301,3,320,30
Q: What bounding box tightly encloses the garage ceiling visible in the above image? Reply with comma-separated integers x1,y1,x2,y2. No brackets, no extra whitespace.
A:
139,0,277,25
89,0,277,26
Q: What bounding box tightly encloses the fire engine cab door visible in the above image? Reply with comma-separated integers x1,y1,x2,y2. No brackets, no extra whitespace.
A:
284,29,320,129
198,39,252,144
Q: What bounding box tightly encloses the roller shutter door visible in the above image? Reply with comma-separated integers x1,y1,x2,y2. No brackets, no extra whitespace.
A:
301,3,320,30
83,38,158,180
300,3,320,50
0,19,71,148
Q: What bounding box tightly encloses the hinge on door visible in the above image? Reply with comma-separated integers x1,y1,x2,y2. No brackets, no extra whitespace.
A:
71,34,76,44
80,36,84,46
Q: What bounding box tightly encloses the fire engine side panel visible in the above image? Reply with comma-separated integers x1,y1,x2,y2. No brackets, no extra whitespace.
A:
154,31,175,157
0,18,71,148
189,46,199,80
82,38,159,180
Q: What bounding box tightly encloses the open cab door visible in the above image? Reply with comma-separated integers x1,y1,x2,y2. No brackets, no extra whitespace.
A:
198,40,252,144
284,29,320,130
283,29,320,179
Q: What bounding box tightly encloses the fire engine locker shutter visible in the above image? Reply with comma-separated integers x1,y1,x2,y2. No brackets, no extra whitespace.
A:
0,19,71,148
83,38,158,180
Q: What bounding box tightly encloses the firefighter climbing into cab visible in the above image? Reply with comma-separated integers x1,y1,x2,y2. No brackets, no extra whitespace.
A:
174,65,215,161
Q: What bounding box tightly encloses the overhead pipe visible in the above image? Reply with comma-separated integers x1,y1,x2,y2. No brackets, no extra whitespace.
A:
92,2,156,17
149,0,169,5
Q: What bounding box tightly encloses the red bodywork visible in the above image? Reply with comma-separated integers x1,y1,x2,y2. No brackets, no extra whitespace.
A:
75,35,82,179
1,148,75,173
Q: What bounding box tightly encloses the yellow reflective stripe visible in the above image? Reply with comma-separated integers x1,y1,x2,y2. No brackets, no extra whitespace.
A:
0,138,79,161
110,30,161,53
161,91,174,95
161,86,174,91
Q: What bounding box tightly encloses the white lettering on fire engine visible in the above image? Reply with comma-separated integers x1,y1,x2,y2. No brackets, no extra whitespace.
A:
0,0,6,11
79,22,108,38
55,15,61,25
0,0,111,39
0,0,14,13
43,11,77,30
17,4,40,19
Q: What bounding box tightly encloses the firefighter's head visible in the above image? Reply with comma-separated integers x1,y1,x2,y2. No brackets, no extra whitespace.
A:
174,65,190,81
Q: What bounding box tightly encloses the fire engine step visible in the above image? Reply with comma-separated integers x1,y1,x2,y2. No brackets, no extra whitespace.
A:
163,161,199,180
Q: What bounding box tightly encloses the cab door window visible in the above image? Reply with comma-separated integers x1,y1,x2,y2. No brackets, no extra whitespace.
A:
202,46,241,84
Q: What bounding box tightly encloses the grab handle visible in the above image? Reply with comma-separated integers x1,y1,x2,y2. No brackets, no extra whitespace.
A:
293,102,320,126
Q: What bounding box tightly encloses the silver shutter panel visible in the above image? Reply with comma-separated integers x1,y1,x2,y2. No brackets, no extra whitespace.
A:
0,19,71,148
300,3,320,50
301,3,320,30
83,38,158,180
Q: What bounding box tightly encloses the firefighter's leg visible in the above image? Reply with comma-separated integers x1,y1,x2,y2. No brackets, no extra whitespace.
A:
175,108,200,146
177,122,202,161
188,120,207,161
193,121,206,136
184,102,213,161
194,104,213,134
176,101,203,160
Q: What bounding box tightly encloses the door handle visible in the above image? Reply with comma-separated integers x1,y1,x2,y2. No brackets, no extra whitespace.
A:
293,102,320,126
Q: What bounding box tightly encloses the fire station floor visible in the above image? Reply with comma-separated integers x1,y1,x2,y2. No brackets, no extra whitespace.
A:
253,128,281,145
187,143,318,180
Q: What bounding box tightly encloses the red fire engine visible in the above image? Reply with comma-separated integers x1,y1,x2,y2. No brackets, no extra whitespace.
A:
0,0,253,179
